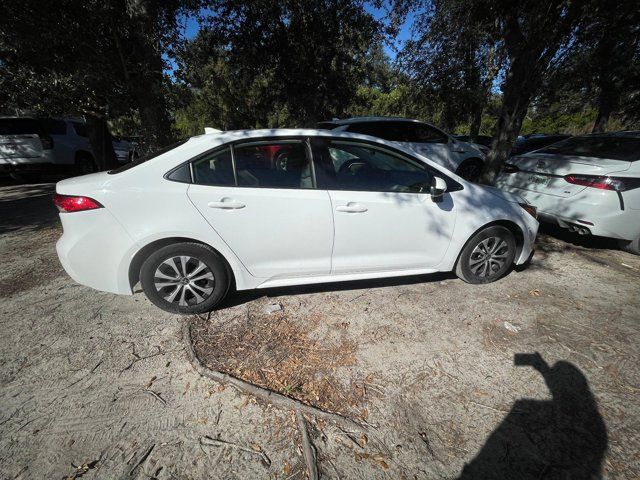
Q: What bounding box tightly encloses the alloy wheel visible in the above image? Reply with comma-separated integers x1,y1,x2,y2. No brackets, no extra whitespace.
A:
468,236,510,278
154,256,215,307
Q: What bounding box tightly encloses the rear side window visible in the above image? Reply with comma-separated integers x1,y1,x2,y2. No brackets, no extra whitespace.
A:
346,122,406,141
42,119,67,135
109,139,189,174
233,140,313,189
538,136,640,161
0,118,43,135
405,123,448,143
193,148,235,186
72,122,89,137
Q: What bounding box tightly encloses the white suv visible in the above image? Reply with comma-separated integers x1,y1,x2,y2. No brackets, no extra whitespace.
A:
0,117,135,181
318,117,486,181
496,132,640,254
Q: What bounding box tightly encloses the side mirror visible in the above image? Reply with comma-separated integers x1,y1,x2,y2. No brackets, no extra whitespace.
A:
430,176,447,201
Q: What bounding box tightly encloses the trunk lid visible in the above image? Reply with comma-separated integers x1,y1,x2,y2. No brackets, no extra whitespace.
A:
0,134,43,159
499,152,631,198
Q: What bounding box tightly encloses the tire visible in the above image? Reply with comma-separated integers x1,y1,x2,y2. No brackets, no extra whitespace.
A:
75,153,97,175
140,242,229,314
618,236,640,255
455,226,516,284
456,159,483,182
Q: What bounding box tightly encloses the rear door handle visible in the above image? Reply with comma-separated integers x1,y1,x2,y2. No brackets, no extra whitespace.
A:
336,203,367,213
207,198,246,209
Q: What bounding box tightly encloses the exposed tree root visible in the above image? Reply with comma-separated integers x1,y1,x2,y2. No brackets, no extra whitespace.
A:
297,411,319,480
182,319,366,433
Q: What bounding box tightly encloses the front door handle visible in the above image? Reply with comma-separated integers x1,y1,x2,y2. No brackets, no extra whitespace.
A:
336,203,367,213
208,198,246,209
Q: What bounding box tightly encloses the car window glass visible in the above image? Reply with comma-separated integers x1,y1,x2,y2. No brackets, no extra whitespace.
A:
538,136,640,161
346,122,407,142
406,123,448,143
42,119,67,135
0,118,44,135
314,140,432,193
72,122,89,137
233,140,313,189
193,148,235,186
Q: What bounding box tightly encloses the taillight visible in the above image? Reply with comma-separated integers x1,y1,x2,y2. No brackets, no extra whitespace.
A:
39,134,54,150
564,174,626,191
503,163,519,174
53,193,103,213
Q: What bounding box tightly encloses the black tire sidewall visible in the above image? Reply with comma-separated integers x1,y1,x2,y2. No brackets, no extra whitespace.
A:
140,243,228,314
456,226,516,284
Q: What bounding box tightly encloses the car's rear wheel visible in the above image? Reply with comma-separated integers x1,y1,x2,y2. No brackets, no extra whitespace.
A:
456,158,483,182
456,226,516,284
140,242,229,314
618,236,640,256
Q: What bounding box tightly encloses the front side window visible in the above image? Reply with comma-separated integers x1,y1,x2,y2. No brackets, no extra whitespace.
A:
233,140,313,188
313,140,432,193
193,148,235,186
72,122,89,137
346,122,406,142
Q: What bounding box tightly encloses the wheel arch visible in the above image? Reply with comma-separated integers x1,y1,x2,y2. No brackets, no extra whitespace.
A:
454,219,525,268
128,237,236,291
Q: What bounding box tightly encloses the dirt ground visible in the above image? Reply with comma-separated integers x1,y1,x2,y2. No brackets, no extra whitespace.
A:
1,179,639,479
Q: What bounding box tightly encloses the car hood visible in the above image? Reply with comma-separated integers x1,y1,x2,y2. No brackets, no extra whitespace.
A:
479,184,526,205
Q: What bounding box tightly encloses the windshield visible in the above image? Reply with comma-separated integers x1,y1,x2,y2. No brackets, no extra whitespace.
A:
537,136,640,161
108,139,188,174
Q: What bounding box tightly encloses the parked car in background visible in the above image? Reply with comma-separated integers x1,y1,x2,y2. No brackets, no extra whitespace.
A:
54,128,538,314
453,134,493,155
510,134,571,158
318,117,486,182
0,117,136,181
496,132,640,254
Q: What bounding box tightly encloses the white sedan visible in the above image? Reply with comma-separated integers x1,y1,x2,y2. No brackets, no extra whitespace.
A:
496,132,640,254
54,129,539,314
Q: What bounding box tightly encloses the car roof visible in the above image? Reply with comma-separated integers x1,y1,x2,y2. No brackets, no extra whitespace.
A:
318,117,426,126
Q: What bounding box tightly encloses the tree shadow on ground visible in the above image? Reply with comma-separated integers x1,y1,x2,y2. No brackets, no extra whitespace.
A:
0,181,59,235
459,353,607,480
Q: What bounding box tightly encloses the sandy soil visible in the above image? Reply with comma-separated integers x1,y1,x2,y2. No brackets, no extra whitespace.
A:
1,180,639,479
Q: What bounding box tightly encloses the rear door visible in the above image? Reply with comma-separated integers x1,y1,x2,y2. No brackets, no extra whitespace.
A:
0,118,45,162
187,139,334,279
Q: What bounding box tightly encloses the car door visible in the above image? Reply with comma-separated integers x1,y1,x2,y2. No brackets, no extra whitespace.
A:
187,139,334,279
311,137,458,273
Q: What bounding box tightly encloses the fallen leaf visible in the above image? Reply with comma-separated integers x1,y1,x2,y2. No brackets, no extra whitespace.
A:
529,289,541,297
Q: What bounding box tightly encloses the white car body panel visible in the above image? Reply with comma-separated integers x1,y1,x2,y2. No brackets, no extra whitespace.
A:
55,129,538,296
497,148,640,241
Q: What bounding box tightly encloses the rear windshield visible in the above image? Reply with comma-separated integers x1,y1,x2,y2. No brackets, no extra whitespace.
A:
0,118,44,135
108,139,188,174
538,136,640,161
515,135,569,149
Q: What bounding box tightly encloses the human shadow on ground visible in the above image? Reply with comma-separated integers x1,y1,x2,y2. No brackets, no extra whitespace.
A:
459,353,607,480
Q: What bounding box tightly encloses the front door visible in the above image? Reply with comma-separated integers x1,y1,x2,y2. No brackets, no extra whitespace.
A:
311,138,457,273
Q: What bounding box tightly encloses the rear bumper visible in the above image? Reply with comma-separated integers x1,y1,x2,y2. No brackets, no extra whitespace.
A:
0,153,54,173
499,184,640,241
56,208,136,295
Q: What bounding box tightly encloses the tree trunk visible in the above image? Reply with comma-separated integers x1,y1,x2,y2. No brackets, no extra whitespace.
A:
469,103,483,140
481,58,539,184
86,114,119,171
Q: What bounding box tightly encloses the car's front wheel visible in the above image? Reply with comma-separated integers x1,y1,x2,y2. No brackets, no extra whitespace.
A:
140,242,229,314
455,226,516,284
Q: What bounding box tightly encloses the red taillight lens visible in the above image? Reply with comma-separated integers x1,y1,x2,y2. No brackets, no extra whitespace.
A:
503,163,519,174
53,193,103,213
564,174,624,191
39,134,54,150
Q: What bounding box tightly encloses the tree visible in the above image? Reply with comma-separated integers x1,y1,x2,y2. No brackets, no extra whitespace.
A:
0,0,198,168
174,0,382,131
